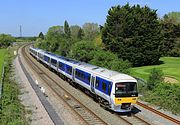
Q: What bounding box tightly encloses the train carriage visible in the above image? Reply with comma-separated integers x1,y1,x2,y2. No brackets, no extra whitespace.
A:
29,46,138,112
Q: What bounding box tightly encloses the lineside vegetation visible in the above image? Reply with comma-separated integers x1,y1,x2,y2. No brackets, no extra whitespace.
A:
0,46,28,125
0,49,6,79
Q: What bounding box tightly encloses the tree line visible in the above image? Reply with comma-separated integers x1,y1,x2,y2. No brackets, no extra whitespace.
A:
35,4,180,69
35,21,131,73
1,3,179,69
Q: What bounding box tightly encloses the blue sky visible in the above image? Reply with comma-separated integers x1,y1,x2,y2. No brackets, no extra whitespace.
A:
0,0,179,36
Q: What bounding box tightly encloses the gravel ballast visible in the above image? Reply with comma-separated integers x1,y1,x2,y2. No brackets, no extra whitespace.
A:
14,56,54,125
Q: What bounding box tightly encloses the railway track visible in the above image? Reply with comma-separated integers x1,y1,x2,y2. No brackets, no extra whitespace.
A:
21,45,108,125
137,101,180,125
116,114,152,125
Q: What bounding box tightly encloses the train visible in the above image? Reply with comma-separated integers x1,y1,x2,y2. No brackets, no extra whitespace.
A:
29,46,138,112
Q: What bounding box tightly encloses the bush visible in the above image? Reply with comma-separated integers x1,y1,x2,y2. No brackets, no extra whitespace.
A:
90,50,131,73
144,83,180,114
146,68,164,90
0,34,15,48
68,40,99,62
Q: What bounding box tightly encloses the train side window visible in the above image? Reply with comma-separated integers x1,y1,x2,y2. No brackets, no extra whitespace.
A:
75,70,78,77
81,73,84,79
108,83,111,95
67,66,72,74
102,82,106,92
77,71,80,78
88,76,90,83
51,59,57,67
95,79,99,88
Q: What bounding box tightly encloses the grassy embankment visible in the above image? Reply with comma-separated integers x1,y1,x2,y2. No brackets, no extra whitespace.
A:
131,57,180,114
0,46,28,125
0,49,6,79
131,57,180,84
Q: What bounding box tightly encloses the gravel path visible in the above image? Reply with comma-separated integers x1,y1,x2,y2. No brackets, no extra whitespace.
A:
14,51,54,125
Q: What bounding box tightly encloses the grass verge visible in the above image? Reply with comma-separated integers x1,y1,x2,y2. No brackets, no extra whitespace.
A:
0,49,7,79
0,46,28,125
131,57,180,83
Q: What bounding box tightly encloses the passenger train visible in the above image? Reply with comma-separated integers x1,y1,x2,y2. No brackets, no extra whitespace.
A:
29,46,138,112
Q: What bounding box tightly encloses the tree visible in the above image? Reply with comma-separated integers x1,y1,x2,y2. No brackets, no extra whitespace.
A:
64,20,71,38
102,4,163,66
163,12,180,25
77,28,84,40
147,68,164,90
160,21,176,56
38,32,44,39
161,14,180,56
45,26,64,52
90,50,131,73
68,40,99,62
0,34,15,48
70,25,81,39
82,23,100,40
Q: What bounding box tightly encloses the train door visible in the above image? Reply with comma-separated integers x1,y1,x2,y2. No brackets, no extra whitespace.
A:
72,68,75,81
91,76,95,93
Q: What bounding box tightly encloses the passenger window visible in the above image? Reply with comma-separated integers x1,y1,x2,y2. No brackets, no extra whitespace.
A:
78,72,80,77
67,67,72,74
88,76,90,82
108,83,111,95
95,80,99,88
75,70,78,76
102,82,106,92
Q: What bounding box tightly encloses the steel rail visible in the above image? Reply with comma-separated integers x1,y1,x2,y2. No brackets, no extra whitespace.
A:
137,101,180,125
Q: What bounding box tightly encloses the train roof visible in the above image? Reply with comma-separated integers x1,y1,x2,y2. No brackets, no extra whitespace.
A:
74,62,135,81
30,47,44,53
44,51,80,64
31,47,136,82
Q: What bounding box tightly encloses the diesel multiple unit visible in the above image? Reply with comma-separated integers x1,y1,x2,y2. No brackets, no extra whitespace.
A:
29,46,138,112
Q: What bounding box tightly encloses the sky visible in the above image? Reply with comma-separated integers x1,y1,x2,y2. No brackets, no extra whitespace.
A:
0,0,179,37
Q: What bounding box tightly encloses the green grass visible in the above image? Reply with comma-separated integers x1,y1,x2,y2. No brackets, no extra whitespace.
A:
130,57,180,83
0,49,7,79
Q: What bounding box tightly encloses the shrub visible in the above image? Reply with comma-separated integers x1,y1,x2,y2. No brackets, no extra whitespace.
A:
146,68,164,90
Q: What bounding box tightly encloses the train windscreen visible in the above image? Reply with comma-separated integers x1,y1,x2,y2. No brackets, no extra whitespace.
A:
115,82,138,97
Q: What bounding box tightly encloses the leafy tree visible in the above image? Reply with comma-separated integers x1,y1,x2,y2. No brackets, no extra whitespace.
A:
38,32,44,39
68,40,99,62
160,22,176,56
82,23,100,40
161,15,180,56
45,26,64,52
90,50,131,73
77,28,84,40
0,34,15,48
163,12,180,25
94,34,103,47
64,20,71,38
102,4,163,66
146,68,164,90
70,25,81,39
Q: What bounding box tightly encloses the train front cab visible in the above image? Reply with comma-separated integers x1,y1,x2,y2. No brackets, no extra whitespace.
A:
111,81,138,112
